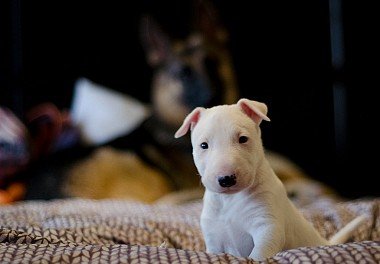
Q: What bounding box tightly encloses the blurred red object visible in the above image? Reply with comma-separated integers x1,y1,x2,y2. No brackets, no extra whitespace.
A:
27,103,80,159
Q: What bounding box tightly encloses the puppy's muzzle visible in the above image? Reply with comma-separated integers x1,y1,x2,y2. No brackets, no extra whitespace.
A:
218,174,237,188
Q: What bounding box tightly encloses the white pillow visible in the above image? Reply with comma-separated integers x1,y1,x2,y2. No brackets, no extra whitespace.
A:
70,78,151,145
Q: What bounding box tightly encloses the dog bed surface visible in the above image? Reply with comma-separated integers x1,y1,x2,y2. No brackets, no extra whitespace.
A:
1,198,379,263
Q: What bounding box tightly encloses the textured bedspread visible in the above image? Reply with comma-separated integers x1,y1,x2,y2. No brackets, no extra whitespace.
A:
1,198,379,263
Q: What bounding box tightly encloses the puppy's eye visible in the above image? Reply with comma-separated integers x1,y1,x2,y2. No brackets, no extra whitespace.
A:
200,142,208,149
239,136,249,144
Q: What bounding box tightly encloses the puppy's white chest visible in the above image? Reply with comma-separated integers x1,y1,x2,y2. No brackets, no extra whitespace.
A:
201,194,256,257
201,216,254,257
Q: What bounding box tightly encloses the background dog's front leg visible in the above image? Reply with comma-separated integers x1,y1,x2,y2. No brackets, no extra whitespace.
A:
249,224,285,261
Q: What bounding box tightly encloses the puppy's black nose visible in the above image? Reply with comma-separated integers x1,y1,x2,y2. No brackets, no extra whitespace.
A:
218,175,237,188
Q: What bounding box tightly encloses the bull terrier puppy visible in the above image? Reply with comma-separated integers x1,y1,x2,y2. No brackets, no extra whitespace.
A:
175,98,365,260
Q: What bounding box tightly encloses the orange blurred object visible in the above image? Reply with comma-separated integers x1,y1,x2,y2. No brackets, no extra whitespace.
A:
0,182,26,204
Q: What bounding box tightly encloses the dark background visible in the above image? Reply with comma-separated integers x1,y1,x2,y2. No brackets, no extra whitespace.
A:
1,0,379,198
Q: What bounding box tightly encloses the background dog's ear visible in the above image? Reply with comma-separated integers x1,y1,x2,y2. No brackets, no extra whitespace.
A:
139,15,172,67
194,0,228,45
237,99,271,125
175,107,205,138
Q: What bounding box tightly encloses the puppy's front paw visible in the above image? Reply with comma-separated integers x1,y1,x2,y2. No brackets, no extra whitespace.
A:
249,252,268,261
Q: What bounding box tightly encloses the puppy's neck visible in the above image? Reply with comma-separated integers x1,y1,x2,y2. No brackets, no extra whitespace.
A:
253,156,279,187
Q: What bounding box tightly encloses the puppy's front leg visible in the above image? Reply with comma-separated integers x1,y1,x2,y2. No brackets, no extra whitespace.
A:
201,219,224,253
204,233,224,253
249,224,285,261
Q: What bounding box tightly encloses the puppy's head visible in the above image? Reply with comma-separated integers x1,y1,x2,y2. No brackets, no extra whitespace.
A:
175,99,270,193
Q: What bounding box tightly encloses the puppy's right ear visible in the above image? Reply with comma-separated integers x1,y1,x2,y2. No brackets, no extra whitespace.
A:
139,15,172,66
237,98,270,125
174,107,204,138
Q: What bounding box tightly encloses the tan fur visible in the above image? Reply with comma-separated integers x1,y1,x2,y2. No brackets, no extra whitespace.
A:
62,147,172,203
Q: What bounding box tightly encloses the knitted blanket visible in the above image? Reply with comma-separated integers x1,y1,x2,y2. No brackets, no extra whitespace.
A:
1,198,379,263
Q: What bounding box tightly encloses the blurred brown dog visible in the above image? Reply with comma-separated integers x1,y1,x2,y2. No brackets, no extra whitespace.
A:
63,0,239,201
137,0,239,190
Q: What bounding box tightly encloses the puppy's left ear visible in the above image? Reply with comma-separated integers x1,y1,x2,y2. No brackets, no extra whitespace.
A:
237,98,270,125
175,107,205,138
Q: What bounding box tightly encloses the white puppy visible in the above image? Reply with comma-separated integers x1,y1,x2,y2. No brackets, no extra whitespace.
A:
175,98,365,260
